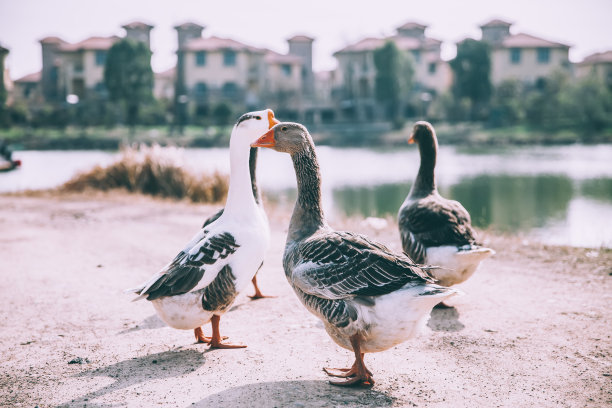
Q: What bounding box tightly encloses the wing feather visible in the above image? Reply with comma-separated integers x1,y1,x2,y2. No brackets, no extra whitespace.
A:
289,231,434,301
399,195,479,260
139,232,240,301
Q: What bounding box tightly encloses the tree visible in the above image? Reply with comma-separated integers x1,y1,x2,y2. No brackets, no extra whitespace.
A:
450,39,492,121
374,41,414,127
104,39,153,134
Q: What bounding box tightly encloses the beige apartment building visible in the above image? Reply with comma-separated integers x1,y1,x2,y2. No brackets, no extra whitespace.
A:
13,21,153,105
174,22,310,118
575,50,612,84
332,21,452,120
479,19,571,85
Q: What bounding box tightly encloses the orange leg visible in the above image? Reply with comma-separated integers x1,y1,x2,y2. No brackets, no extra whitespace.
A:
324,335,374,387
248,274,275,300
323,354,372,377
194,326,227,344
194,327,212,343
208,315,246,349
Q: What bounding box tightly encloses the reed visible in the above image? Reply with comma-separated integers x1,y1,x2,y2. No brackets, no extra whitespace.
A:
61,144,229,203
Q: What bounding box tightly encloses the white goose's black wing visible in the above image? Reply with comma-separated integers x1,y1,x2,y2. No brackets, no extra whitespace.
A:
202,208,224,229
399,196,478,263
139,232,239,301
290,231,435,301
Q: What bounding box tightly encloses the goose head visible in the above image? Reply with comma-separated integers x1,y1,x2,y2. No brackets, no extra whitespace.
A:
250,122,310,154
233,109,280,145
408,120,438,148
408,120,437,145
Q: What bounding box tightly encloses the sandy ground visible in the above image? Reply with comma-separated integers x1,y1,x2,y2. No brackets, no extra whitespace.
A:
0,191,610,408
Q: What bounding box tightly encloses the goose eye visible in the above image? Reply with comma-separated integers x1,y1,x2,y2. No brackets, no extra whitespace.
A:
255,116,262,120
281,126,288,131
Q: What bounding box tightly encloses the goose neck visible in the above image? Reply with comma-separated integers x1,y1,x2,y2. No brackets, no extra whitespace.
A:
288,141,326,242
410,137,437,197
223,134,258,217
248,147,262,205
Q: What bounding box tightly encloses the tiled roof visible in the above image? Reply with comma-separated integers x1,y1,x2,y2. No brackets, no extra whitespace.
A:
335,37,385,53
397,21,427,30
59,36,120,52
287,35,315,42
122,21,154,30
183,36,266,53
174,22,205,30
502,33,569,49
265,51,303,64
155,67,175,78
15,71,41,83
579,50,612,65
335,34,440,54
40,36,67,44
480,19,513,28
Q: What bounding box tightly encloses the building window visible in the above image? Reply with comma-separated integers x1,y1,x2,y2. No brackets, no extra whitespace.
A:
222,82,238,98
412,50,421,63
537,48,550,64
223,50,236,66
281,64,292,76
95,51,107,66
510,48,521,64
94,82,107,95
428,62,437,74
195,82,207,96
195,51,206,66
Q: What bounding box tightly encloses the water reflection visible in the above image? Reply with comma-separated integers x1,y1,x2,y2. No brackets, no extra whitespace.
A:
579,178,612,203
329,174,610,237
2,146,612,247
448,174,573,231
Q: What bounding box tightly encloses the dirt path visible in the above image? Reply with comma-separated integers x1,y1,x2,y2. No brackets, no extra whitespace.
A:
0,192,610,407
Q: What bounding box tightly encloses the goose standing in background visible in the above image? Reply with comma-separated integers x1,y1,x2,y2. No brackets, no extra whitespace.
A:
252,122,458,386
128,109,279,348
201,145,271,299
398,121,494,294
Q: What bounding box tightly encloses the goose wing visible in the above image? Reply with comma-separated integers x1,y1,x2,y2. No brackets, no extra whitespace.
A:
399,196,478,252
138,232,240,301
202,208,224,229
290,231,435,301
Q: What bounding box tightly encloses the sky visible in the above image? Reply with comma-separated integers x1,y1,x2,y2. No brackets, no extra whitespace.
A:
1,0,611,80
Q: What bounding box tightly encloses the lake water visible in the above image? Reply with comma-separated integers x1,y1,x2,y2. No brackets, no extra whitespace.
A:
2,144,612,248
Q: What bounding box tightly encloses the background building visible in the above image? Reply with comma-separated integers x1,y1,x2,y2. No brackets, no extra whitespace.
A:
479,19,571,85
575,50,612,85
332,21,452,121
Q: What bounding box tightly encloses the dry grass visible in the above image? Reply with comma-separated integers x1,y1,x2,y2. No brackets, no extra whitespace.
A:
61,144,229,203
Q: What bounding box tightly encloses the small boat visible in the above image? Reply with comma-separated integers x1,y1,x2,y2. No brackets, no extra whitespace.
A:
0,157,21,172
0,141,21,172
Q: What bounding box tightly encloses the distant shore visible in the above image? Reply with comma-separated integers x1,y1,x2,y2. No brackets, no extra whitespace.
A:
2,122,612,150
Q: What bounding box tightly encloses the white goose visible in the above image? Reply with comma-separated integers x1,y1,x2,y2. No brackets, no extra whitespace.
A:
398,121,495,290
200,146,271,299
252,122,458,386
128,109,279,348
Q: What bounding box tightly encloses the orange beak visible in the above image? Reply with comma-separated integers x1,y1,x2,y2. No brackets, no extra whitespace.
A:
408,134,415,144
268,110,280,129
252,127,275,148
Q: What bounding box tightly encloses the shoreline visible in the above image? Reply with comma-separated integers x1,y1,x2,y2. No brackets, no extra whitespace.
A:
0,191,610,407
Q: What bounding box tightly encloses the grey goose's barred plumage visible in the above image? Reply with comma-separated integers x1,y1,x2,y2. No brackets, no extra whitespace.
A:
253,122,457,386
398,121,494,287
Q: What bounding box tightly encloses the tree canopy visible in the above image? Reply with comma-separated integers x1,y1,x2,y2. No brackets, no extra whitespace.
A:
450,39,492,121
104,39,153,131
374,40,414,126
